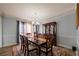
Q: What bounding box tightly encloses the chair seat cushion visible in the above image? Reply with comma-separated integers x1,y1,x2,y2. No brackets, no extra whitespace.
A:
40,47,51,52
28,45,37,51
41,43,51,49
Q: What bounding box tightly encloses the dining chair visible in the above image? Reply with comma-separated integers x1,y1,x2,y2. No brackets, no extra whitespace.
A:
40,35,53,56
20,35,25,53
24,36,38,56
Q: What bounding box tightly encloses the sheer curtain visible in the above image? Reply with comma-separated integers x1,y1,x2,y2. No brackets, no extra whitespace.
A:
19,21,27,35
26,23,32,33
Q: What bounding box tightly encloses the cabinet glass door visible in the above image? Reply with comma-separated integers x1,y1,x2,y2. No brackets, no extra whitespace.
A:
50,25,54,34
46,25,49,34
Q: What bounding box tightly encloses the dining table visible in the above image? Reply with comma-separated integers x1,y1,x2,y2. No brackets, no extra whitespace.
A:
26,36,47,56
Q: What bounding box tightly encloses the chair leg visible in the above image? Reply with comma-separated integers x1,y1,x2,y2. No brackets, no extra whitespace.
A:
24,48,26,56
36,49,38,56
38,47,41,56
51,48,53,56
20,45,22,52
24,48,29,56
23,45,25,52
51,51,52,56
46,52,48,56
27,51,29,56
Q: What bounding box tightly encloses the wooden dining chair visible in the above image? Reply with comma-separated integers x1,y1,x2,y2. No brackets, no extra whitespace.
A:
40,35,53,56
20,35,25,53
24,36,38,56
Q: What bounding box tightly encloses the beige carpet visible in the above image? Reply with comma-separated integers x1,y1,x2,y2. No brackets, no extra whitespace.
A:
53,46,76,56
13,45,76,56
0,45,76,56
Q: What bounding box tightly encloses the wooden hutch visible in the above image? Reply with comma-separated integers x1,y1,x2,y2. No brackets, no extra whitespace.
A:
43,22,57,46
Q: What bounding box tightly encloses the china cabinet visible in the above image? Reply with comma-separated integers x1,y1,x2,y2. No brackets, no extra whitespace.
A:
43,22,57,45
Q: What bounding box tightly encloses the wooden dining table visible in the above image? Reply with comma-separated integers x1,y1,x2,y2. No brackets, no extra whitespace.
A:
25,35,47,56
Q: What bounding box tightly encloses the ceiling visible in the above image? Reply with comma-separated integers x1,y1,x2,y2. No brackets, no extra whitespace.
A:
0,3,76,22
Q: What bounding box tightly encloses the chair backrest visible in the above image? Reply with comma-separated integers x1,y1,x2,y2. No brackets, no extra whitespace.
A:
45,35,54,49
20,35,25,44
24,36,28,45
24,36,29,51
49,35,55,45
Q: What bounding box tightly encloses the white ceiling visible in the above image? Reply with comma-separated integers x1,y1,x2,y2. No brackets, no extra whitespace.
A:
0,3,76,22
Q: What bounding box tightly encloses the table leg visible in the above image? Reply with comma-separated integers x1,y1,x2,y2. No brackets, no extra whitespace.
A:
38,46,40,56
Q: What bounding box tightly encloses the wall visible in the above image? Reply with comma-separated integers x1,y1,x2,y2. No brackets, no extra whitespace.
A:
2,16,17,47
77,27,79,51
42,10,77,49
0,16,2,47
77,4,79,51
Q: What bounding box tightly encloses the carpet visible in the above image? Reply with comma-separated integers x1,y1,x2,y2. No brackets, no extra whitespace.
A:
13,45,76,56
0,45,76,56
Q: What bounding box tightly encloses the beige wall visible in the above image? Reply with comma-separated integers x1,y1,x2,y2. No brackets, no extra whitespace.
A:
42,10,77,49
2,16,17,47
0,16,2,47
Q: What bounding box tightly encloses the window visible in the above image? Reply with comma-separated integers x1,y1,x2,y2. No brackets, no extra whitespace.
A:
19,21,27,34
26,23,32,33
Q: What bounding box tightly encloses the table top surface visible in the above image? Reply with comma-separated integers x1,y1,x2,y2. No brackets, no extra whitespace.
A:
22,34,47,46
28,37,47,46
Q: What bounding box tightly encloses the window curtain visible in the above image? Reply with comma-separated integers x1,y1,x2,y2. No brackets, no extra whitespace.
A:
16,21,19,44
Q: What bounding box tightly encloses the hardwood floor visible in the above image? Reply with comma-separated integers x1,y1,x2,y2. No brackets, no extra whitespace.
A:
0,46,13,56
0,44,77,56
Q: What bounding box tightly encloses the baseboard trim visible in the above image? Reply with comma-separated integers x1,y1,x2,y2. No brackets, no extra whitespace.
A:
58,44,72,49
2,43,17,48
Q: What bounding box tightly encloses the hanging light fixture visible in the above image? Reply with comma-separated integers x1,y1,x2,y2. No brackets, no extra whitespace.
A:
32,12,40,25
32,12,40,39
